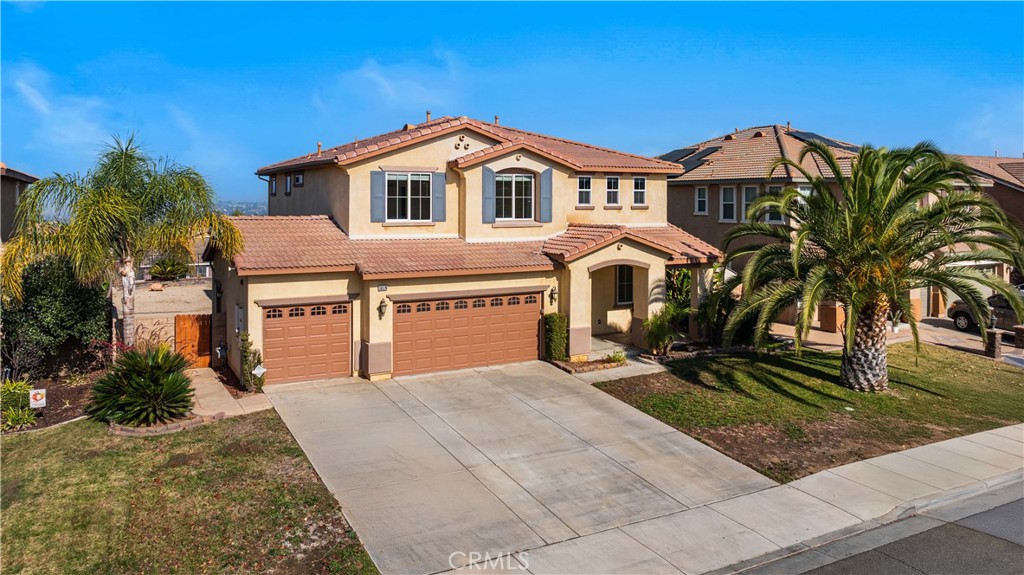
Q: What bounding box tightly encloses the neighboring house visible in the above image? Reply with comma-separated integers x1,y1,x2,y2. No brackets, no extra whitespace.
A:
1,162,38,243
207,115,720,384
659,125,863,331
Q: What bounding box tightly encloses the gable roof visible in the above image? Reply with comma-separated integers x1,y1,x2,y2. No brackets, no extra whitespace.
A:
958,155,1024,192
256,116,680,175
541,223,720,264
660,125,858,183
0,162,38,184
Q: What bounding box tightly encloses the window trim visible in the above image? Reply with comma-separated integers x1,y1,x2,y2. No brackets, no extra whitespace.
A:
385,171,432,223
719,186,737,223
269,175,277,197
615,265,634,306
577,175,592,206
632,177,647,206
495,172,535,221
766,185,786,224
694,186,708,215
741,184,759,222
606,176,620,205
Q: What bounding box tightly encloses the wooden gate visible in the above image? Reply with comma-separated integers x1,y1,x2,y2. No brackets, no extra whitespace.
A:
175,314,212,368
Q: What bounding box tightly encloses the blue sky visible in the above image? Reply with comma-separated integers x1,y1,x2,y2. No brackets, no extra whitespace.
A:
2,2,1022,201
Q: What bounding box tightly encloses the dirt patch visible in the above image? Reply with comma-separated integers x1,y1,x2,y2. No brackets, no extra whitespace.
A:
163,453,204,469
1,477,22,509
689,415,943,482
216,440,261,458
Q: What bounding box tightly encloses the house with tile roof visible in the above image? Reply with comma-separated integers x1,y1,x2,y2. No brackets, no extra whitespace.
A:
1,162,38,243
207,115,719,384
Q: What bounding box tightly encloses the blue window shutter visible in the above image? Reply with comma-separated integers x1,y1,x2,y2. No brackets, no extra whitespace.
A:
540,168,553,223
482,167,496,224
370,171,385,222
431,172,446,222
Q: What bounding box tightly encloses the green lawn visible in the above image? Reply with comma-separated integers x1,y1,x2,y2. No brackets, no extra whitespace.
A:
599,343,1024,481
1,411,377,575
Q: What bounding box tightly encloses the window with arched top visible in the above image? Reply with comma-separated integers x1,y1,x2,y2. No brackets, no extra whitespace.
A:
331,304,348,314
454,300,468,310
310,305,327,316
266,308,283,319
436,301,450,311
396,304,412,314
508,296,521,306
525,295,538,304
288,307,305,317
417,302,431,313
490,298,504,307
472,299,486,308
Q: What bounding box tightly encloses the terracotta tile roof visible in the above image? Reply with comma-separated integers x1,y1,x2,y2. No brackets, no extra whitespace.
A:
228,216,357,273
223,215,553,277
257,116,679,175
542,223,720,265
0,162,38,183
661,125,858,183
958,155,1024,192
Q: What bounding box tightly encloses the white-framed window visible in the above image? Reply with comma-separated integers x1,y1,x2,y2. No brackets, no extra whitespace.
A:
694,186,708,215
615,265,633,306
495,173,534,219
578,176,592,205
606,176,620,205
766,185,785,223
293,172,304,187
720,186,736,222
632,177,647,205
386,172,431,221
285,174,293,196
798,184,813,197
269,176,277,197
742,185,759,222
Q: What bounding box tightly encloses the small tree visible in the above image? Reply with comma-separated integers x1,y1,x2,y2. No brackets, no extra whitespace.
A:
238,331,265,392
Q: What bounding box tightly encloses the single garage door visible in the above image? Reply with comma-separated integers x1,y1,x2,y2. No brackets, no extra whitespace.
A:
262,303,351,385
393,293,541,376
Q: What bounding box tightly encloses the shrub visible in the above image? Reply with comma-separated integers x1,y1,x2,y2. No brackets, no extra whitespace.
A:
696,288,756,346
149,255,190,281
543,313,568,361
665,268,691,306
604,349,627,364
643,302,689,355
1,257,111,379
1,379,32,410
239,331,265,392
86,345,194,426
1,407,37,432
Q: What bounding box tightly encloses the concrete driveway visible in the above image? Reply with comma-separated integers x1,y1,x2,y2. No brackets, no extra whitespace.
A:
266,361,776,575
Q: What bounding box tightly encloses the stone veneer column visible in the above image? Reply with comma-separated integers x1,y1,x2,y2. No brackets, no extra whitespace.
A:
984,329,1002,359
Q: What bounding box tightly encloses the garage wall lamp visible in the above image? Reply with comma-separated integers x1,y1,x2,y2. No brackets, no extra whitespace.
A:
549,287,558,306
377,297,389,320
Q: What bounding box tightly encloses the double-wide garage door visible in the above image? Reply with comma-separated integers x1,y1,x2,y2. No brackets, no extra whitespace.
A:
263,303,351,385
393,292,541,376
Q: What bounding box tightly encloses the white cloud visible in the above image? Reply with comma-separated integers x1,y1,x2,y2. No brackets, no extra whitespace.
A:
957,88,1024,157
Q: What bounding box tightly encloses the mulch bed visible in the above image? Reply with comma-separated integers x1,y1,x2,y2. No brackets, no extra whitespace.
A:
14,369,106,431
552,358,627,374
213,365,257,399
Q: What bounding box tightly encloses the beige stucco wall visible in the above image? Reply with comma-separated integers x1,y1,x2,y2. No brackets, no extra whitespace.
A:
590,266,632,335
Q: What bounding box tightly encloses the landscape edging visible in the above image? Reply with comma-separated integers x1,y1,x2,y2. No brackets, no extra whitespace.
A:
108,412,226,437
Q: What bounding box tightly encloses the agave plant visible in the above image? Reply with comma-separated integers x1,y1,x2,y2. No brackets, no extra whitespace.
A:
87,345,194,426
723,141,1024,391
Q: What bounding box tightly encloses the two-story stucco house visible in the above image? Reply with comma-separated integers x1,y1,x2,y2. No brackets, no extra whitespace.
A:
207,116,719,384
1,162,38,243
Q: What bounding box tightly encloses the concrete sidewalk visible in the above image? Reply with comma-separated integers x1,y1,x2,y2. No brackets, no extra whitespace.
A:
188,368,272,417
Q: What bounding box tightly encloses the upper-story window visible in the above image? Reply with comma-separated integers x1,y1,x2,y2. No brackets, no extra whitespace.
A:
496,174,534,220
694,186,708,215
742,185,758,222
633,177,646,205
766,185,785,223
577,176,592,205
285,173,293,196
293,172,304,188
387,173,431,221
720,186,736,222
269,176,277,197
606,177,620,205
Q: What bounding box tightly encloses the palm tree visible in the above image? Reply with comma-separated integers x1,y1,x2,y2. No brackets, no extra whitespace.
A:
721,141,1024,391
2,135,242,346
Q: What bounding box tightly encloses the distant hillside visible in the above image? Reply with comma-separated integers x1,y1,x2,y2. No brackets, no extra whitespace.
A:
217,201,267,216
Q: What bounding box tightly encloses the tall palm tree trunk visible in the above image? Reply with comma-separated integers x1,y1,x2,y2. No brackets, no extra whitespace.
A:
119,256,136,346
840,297,889,391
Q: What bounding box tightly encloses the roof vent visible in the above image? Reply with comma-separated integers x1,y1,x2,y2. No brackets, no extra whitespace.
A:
426,110,432,122
316,142,322,156
403,123,414,131
724,134,736,141
753,131,766,138
786,121,792,131
494,115,500,125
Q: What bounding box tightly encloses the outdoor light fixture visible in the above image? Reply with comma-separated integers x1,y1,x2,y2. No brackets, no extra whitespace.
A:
549,287,558,305
378,297,389,320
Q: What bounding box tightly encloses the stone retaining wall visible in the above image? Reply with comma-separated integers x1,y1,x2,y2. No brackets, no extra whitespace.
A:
108,412,225,437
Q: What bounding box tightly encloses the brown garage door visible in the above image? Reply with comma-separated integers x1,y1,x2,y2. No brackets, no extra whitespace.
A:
262,303,351,385
393,293,541,376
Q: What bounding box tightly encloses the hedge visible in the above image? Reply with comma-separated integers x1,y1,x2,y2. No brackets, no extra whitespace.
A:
543,313,568,361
